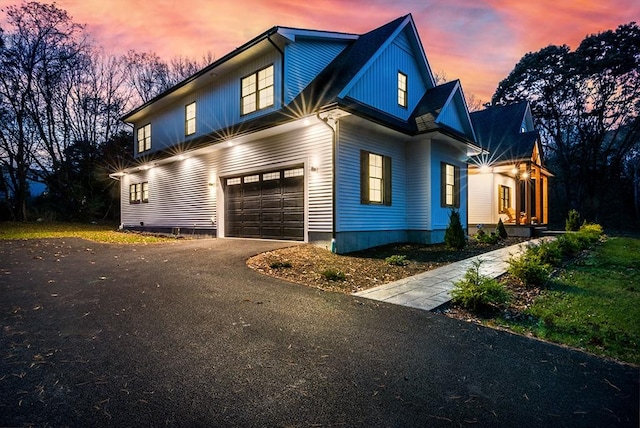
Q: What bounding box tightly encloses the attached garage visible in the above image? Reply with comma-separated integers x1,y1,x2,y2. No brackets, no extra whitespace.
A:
225,166,305,241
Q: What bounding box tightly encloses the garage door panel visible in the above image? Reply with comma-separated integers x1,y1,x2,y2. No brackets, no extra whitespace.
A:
225,166,304,241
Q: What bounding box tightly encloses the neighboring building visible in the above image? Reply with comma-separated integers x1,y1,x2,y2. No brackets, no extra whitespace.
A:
468,102,553,235
113,14,483,253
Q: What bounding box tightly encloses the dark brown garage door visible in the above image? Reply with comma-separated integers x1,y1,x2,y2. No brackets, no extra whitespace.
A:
225,166,304,241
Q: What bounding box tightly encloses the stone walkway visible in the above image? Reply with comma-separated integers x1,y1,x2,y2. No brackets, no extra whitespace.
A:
353,238,550,311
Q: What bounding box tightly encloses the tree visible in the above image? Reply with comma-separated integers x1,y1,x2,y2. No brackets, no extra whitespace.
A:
445,209,466,250
492,23,640,225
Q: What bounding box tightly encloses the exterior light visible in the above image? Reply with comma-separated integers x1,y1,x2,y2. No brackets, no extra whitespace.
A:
511,167,518,175
479,165,491,174
227,141,234,147
521,171,529,179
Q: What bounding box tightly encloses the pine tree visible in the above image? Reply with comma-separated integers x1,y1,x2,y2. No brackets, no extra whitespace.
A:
496,218,508,239
445,209,466,250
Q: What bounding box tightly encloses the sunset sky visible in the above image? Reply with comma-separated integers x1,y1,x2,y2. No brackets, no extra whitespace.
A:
2,0,639,102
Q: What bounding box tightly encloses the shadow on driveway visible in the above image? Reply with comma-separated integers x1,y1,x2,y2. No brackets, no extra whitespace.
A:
1,238,638,427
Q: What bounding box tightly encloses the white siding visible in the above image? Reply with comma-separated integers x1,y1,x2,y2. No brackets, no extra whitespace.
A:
406,139,431,229
468,173,494,225
133,50,283,156
336,120,408,232
284,40,348,104
122,122,333,235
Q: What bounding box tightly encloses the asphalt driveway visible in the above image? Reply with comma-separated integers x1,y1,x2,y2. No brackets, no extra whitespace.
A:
1,238,638,427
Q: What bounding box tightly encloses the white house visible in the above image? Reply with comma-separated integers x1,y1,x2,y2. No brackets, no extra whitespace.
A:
113,14,483,253
468,102,552,234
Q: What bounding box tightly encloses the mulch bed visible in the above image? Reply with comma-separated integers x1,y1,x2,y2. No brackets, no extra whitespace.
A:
247,238,529,294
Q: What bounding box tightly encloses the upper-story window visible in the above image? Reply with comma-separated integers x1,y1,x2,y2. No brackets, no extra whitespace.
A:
398,71,408,108
241,65,274,115
137,124,151,153
185,102,196,136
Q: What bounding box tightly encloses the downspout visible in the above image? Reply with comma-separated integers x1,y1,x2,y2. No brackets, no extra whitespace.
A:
266,34,285,107
317,112,338,253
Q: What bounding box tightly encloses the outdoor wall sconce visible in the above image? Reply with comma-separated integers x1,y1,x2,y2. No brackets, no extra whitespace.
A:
310,166,319,173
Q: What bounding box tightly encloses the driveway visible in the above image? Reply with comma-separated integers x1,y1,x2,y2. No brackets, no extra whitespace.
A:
1,238,637,427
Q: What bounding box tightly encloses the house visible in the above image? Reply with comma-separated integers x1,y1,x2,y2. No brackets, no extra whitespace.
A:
113,14,483,253
468,102,553,235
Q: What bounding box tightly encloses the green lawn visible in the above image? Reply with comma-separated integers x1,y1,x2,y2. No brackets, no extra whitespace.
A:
0,221,175,244
500,237,640,365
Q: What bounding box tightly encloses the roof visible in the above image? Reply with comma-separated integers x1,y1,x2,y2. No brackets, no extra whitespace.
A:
469,102,539,162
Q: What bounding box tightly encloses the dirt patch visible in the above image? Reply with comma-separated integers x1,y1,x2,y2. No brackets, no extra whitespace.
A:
247,238,528,294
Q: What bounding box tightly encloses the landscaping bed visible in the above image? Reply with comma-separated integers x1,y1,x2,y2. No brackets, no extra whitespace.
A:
246,237,527,293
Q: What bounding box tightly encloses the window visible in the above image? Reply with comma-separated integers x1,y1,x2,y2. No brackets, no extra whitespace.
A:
360,151,392,205
398,71,408,108
185,102,196,135
499,185,510,213
129,182,149,204
241,65,274,115
137,124,151,153
441,162,460,207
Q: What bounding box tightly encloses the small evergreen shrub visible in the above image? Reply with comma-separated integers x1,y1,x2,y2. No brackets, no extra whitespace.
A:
577,223,603,244
528,240,562,266
496,218,508,239
507,251,551,287
476,231,500,245
321,269,346,281
451,260,511,310
385,254,408,266
556,234,581,257
565,209,581,231
270,261,292,269
444,209,466,250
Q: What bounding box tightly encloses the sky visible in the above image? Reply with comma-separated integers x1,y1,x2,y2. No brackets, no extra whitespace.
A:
2,0,639,102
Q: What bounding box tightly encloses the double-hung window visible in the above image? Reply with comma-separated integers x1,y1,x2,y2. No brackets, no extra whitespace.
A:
441,162,460,208
185,102,196,135
137,124,151,153
129,182,149,204
398,71,408,108
361,151,392,205
241,65,274,115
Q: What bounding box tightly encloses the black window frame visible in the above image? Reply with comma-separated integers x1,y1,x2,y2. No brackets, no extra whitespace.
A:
185,101,196,136
360,150,392,206
129,182,149,204
499,184,510,213
398,71,408,108
137,123,151,153
440,162,460,208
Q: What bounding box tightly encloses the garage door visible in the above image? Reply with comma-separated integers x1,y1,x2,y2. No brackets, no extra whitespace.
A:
225,166,304,241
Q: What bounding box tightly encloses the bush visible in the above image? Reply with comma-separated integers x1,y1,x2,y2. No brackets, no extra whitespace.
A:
321,269,345,281
565,209,581,231
270,261,292,269
476,231,500,245
496,218,508,239
577,223,603,244
556,234,581,257
451,260,511,310
507,251,551,287
444,209,466,250
385,254,408,266
528,240,562,266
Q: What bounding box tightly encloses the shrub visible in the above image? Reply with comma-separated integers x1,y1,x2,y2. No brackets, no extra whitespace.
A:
577,223,603,244
528,240,562,266
476,231,500,245
556,234,581,257
496,218,508,239
565,209,581,231
270,261,292,269
451,260,511,310
321,269,345,281
444,209,466,250
507,251,551,287
385,254,408,266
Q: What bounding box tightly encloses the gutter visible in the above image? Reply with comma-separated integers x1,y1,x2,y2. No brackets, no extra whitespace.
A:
266,33,286,109
316,112,338,253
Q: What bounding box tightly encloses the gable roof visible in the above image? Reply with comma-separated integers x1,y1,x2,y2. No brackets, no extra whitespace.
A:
469,102,541,162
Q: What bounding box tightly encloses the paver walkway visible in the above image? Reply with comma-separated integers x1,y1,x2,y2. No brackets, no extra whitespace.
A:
354,238,551,311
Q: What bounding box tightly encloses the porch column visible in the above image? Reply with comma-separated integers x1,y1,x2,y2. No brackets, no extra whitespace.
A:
534,166,541,224
515,165,522,225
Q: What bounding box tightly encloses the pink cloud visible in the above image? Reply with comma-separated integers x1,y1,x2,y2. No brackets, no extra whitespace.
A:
2,0,638,102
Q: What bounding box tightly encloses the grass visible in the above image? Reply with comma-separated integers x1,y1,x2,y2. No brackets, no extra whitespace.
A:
498,237,640,365
0,221,176,244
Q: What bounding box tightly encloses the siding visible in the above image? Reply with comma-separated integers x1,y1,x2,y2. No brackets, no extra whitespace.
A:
406,139,431,229
430,140,469,230
122,122,333,235
468,173,494,224
336,120,408,232
345,28,428,121
284,39,349,104
133,49,283,157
